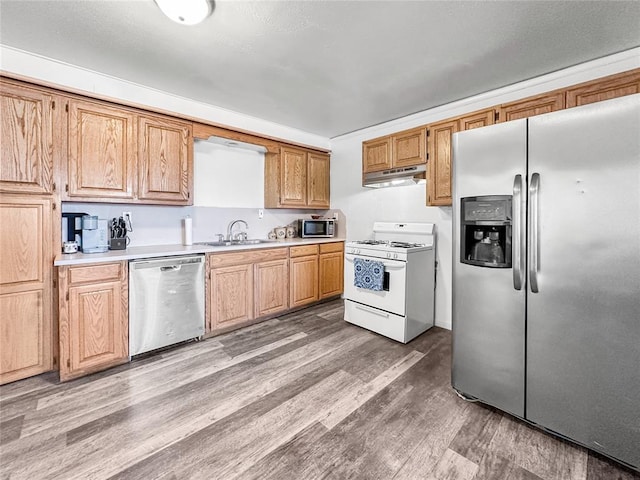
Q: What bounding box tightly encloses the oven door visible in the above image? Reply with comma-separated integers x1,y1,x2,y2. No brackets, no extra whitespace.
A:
344,253,407,316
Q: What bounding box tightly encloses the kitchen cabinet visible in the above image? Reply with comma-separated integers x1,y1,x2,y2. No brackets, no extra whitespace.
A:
65,98,193,205
319,242,344,299
67,98,136,200
0,195,54,384
57,261,128,382
207,247,289,332
362,136,392,173
362,127,427,176
307,152,331,208
254,258,289,318
458,107,497,131
0,80,55,195
565,68,640,108
498,91,564,123
138,115,192,203
210,263,254,330
289,244,319,308
264,146,330,209
426,119,458,207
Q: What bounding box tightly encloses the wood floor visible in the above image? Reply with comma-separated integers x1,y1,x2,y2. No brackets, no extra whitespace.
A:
1,300,638,480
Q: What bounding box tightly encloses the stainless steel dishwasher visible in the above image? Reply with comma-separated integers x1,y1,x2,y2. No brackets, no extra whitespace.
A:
129,255,205,356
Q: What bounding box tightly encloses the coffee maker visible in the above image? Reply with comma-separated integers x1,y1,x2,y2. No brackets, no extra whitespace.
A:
460,196,512,268
62,212,88,250
81,215,109,253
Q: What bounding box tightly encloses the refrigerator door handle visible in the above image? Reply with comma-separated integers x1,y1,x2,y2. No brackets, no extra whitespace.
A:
529,172,540,293
512,174,526,290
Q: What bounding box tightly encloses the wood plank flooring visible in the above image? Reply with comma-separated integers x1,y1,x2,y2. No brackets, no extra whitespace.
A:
1,300,638,480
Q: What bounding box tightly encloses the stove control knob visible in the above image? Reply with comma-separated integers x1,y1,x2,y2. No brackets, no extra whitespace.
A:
386,253,391,259
355,249,360,254
394,253,399,259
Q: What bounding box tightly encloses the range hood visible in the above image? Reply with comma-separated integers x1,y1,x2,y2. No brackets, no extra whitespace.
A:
363,164,427,188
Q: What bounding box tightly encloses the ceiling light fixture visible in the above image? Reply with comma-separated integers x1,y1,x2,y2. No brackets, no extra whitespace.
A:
154,0,212,26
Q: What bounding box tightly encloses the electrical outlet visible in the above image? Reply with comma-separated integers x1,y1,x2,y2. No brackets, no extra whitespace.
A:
258,209,264,219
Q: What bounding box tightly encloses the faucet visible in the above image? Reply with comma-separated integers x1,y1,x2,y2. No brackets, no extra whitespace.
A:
227,219,248,241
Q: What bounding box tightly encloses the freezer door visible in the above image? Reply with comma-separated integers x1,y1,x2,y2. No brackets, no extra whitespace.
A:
452,120,527,417
527,94,640,469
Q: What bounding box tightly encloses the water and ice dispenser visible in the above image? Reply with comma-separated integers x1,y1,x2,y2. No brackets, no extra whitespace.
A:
460,196,512,268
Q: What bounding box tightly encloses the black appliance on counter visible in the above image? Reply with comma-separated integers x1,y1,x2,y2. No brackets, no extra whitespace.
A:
61,212,88,251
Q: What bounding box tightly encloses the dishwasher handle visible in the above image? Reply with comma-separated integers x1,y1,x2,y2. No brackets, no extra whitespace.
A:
160,265,181,272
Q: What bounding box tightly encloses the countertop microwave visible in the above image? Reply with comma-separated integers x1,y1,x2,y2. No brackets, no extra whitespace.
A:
298,219,335,238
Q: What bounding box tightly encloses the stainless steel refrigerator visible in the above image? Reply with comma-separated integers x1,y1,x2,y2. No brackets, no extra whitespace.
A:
452,94,640,470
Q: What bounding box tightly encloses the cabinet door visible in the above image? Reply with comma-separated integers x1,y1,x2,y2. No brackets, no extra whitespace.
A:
498,91,564,122
210,264,254,330
0,196,53,384
68,99,136,200
458,108,496,131
255,259,289,318
307,152,330,208
289,255,319,308
0,81,54,194
427,120,458,206
280,147,307,207
319,251,344,299
565,69,640,108
392,127,426,168
138,115,192,204
362,137,392,173
64,279,127,380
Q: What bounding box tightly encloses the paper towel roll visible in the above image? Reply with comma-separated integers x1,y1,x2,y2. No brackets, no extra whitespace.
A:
183,216,193,245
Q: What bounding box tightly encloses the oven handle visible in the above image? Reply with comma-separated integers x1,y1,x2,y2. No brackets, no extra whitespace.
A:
344,255,405,269
355,304,390,318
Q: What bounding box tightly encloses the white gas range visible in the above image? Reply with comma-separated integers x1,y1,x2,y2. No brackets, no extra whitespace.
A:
344,222,436,343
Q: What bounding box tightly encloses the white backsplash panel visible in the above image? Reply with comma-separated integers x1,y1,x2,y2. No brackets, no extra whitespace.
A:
62,203,344,247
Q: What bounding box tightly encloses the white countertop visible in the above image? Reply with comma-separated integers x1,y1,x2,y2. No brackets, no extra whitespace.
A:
54,237,345,266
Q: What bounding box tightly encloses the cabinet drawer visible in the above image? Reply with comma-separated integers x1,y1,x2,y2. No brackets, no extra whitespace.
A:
319,242,344,254
68,263,122,284
208,247,288,268
290,244,319,258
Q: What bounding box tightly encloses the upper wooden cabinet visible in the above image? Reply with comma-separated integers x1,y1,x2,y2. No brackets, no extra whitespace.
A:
280,146,308,207
362,127,427,175
138,115,192,203
362,137,392,173
0,80,54,195
58,262,128,382
65,98,193,205
307,152,330,208
565,68,640,108
0,195,54,384
427,120,458,207
67,98,136,200
392,127,427,168
458,108,496,131
498,91,564,123
265,146,330,209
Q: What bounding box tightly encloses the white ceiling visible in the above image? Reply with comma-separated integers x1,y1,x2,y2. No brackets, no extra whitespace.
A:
1,1,639,138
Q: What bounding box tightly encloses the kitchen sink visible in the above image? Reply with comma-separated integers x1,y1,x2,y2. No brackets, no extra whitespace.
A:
196,239,277,247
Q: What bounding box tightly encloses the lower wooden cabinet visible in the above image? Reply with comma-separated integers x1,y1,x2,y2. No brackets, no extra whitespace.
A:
0,195,54,385
254,259,289,318
58,261,128,381
289,244,319,308
207,242,344,335
290,242,345,307
319,242,344,299
207,247,289,332
210,263,255,330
